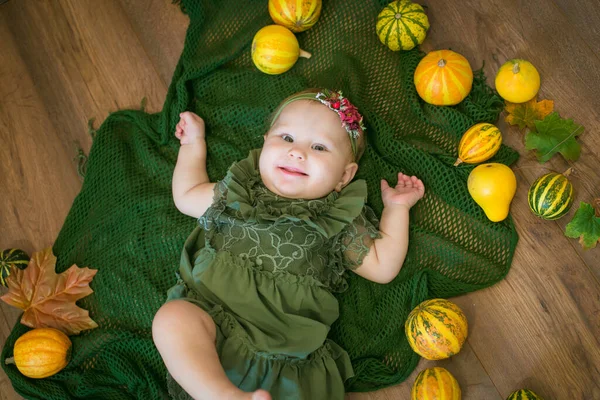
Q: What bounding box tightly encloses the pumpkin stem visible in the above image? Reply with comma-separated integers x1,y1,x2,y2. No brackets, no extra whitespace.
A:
453,158,463,167
593,198,600,217
299,49,312,59
437,59,446,67
5,357,15,365
562,167,573,177
512,62,520,74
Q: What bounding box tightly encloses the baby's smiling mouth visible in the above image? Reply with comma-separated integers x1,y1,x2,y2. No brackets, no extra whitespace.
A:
278,166,308,176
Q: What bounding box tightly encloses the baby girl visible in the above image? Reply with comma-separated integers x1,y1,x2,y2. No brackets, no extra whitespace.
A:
152,89,425,400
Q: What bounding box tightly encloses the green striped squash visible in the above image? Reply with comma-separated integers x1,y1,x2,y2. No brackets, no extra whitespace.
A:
507,389,543,400
528,172,574,220
376,0,429,51
0,248,30,287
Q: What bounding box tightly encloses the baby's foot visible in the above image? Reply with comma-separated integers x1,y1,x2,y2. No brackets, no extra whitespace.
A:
251,389,271,400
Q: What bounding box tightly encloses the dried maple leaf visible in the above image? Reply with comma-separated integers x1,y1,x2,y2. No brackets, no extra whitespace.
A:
525,112,584,163
505,98,554,131
1,248,98,335
565,199,600,250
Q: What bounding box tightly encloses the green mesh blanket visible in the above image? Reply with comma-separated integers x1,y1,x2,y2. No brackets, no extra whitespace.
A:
2,0,519,398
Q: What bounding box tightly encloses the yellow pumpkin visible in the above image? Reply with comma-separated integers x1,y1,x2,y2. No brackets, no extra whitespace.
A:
405,299,468,360
468,163,517,222
268,0,322,33
5,328,72,379
411,367,462,400
251,25,311,75
454,123,502,166
414,50,473,105
495,59,540,103
376,0,430,51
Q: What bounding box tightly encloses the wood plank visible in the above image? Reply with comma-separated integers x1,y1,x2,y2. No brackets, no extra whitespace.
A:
117,0,189,87
2,0,168,157
551,0,600,56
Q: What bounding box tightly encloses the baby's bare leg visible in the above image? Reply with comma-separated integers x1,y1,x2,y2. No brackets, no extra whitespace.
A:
152,300,270,400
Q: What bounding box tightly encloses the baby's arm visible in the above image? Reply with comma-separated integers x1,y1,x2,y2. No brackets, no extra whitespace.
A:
172,112,216,218
352,173,425,284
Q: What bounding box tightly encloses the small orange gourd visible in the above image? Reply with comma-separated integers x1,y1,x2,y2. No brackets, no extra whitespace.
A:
454,123,503,166
5,328,72,378
268,0,322,32
414,50,473,105
405,298,468,360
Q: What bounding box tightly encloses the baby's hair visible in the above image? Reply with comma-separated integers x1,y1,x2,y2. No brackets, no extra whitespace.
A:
267,88,367,162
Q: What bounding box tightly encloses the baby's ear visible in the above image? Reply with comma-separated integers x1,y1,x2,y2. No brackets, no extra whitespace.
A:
335,162,359,192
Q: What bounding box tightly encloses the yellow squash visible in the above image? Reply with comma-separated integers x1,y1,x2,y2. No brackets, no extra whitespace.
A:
414,50,473,105
495,59,540,103
251,25,311,75
268,0,322,32
405,299,468,360
5,328,72,379
468,163,517,222
454,123,502,166
411,367,462,400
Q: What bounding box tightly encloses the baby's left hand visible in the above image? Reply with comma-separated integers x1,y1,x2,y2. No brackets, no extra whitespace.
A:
381,173,425,209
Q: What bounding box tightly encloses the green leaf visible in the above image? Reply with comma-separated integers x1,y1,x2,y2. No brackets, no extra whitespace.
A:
525,112,583,163
565,200,600,250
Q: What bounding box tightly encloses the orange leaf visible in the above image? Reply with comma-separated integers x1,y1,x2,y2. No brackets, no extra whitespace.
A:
0,248,98,335
505,98,554,131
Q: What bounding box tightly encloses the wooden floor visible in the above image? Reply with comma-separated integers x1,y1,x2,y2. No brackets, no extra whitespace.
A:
1,0,599,399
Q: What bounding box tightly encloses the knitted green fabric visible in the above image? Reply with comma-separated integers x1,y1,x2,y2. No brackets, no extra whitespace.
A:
1,0,518,398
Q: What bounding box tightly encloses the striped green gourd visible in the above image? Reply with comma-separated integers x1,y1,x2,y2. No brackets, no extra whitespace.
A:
376,0,429,51
507,389,543,400
527,171,574,220
0,248,30,287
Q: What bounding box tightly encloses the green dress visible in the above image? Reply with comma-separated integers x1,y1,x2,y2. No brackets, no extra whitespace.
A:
166,149,380,400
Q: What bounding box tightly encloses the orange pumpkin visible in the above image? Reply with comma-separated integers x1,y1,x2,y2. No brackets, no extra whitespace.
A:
268,0,322,32
414,50,473,105
454,123,503,166
411,367,461,400
251,25,311,75
405,298,468,360
5,328,72,378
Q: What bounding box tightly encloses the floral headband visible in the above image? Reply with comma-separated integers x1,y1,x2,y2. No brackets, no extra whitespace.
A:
270,89,366,158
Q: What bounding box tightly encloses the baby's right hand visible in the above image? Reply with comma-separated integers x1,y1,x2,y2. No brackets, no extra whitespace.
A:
175,111,205,145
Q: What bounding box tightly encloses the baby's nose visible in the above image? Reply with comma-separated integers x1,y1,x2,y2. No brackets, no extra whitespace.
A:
288,148,306,160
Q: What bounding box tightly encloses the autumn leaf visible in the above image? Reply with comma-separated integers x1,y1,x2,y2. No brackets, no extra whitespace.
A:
525,112,584,163
505,98,554,131
0,248,98,335
565,199,600,250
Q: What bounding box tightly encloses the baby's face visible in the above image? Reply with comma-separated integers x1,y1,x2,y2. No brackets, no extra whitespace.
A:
259,100,357,200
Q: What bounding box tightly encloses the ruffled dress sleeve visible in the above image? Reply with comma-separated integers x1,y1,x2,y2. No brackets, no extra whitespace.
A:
338,205,381,271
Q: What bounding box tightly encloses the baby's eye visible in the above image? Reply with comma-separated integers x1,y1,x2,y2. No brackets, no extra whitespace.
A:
282,134,293,143
312,144,327,152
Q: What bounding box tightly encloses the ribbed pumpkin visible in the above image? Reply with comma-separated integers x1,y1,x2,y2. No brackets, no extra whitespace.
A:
0,248,30,287
411,367,461,400
405,298,468,360
5,328,72,379
376,0,430,51
268,0,322,33
507,389,544,400
251,25,311,75
414,50,473,105
454,123,502,166
528,171,574,220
